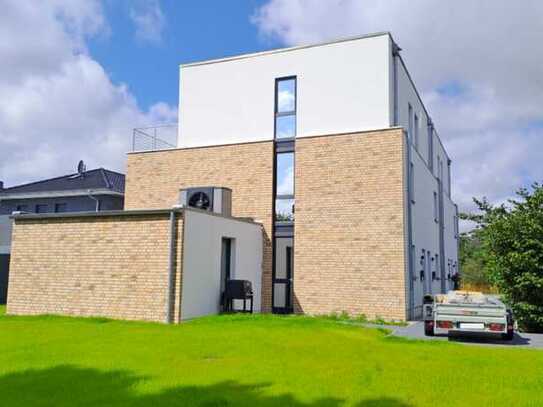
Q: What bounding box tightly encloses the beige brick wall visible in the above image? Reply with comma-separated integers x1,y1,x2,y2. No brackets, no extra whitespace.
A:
294,129,407,320
7,213,184,323
125,142,274,311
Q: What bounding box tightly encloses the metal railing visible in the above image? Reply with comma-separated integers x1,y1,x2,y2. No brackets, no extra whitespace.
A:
131,124,178,152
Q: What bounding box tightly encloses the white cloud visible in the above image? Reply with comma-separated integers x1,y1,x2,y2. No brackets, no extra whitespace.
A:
0,0,176,187
277,90,295,112
129,0,166,44
252,0,543,221
277,164,294,196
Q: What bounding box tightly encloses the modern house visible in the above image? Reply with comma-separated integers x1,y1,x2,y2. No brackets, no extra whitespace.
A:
6,32,459,322
0,164,125,303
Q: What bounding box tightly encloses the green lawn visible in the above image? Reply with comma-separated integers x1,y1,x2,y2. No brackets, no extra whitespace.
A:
0,307,542,406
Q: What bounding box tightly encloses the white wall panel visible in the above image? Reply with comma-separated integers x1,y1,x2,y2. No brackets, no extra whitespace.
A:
179,34,392,147
181,210,262,320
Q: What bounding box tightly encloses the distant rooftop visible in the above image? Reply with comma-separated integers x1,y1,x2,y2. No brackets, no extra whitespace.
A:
0,168,125,196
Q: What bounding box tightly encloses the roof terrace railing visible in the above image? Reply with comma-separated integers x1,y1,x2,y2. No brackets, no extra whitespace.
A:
131,124,178,152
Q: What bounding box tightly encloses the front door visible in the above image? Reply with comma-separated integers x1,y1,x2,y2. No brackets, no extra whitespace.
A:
273,237,293,313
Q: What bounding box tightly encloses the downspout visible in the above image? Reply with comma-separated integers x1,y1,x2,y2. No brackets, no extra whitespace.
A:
165,209,178,323
392,41,401,126
404,131,415,320
87,190,100,212
455,204,461,279
438,175,447,293
395,39,414,319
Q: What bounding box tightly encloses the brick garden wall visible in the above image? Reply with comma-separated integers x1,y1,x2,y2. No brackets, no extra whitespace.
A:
7,212,183,323
125,141,274,311
294,129,407,320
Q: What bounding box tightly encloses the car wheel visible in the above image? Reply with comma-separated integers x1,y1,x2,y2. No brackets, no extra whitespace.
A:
502,330,514,341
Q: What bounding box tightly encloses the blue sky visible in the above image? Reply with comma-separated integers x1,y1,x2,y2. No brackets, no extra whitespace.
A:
89,1,271,110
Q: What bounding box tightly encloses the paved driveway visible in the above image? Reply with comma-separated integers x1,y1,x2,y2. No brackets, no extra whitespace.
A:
386,321,543,349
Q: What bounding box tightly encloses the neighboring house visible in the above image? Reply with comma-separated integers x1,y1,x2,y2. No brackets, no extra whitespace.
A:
6,32,459,322
0,165,125,304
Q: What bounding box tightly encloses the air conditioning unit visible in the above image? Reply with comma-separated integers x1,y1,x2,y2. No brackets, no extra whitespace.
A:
179,187,232,217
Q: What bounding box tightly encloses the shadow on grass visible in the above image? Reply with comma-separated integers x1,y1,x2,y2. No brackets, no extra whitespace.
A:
0,365,411,406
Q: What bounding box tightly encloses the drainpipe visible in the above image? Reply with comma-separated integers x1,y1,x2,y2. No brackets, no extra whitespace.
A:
405,130,415,320
392,41,402,126
165,209,178,323
87,190,100,211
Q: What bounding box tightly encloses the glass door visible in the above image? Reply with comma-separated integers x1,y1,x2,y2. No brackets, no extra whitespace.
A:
273,237,293,313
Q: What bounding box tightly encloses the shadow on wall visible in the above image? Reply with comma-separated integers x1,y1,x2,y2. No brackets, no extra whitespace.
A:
0,365,412,406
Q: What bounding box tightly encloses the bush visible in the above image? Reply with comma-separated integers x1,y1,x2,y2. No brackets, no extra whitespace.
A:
465,184,543,332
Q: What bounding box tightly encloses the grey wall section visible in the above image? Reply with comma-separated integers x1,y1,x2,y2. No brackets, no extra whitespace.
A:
0,215,12,254
0,254,9,304
0,195,124,215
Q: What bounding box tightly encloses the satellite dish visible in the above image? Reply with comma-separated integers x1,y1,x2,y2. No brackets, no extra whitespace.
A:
77,160,86,175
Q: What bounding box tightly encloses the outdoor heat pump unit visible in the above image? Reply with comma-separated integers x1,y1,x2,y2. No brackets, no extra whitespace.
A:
179,186,232,217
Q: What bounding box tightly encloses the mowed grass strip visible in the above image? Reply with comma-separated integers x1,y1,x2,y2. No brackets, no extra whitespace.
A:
0,308,542,406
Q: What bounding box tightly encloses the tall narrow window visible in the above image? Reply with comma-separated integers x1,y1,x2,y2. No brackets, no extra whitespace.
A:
408,104,413,140
272,76,296,315
414,113,419,149
275,78,296,139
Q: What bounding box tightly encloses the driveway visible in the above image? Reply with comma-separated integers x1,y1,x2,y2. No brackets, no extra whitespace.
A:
385,321,543,349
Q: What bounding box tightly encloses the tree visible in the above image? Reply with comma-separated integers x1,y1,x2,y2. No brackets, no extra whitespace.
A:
465,184,543,332
458,233,492,290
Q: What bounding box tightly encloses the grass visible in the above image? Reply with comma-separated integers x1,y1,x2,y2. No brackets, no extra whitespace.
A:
0,310,542,406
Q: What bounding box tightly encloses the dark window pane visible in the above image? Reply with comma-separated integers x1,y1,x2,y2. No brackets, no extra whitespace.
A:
276,79,295,113
275,115,295,139
16,205,28,212
55,203,68,213
35,204,48,213
275,238,293,279
275,199,294,222
276,152,294,196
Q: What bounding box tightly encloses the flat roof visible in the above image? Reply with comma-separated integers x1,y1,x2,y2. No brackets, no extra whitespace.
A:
181,31,391,68
10,207,261,226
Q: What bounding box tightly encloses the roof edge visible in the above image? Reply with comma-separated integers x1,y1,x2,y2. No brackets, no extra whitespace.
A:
180,31,391,68
11,208,181,220
1,168,123,192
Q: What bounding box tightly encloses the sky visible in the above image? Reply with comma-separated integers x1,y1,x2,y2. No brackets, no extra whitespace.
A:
1,0,542,227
